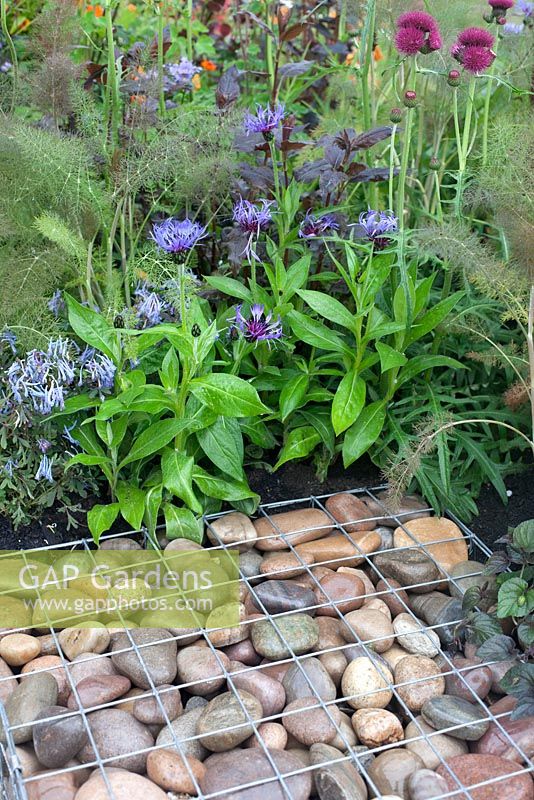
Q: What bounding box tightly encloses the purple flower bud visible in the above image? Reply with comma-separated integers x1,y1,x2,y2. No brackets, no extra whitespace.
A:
37,438,52,453
298,211,339,239
243,103,285,136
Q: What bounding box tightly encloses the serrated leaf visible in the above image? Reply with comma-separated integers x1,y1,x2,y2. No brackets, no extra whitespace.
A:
497,577,531,618
512,520,534,555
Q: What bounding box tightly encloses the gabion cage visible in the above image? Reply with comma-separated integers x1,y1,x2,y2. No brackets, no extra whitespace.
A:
0,485,532,800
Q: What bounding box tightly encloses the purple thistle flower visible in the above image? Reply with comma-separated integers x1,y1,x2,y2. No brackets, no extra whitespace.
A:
167,57,201,85
151,217,207,257
352,209,398,250
451,28,496,73
35,454,54,483
37,438,52,454
47,289,65,317
395,11,442,56
231,304,283,346
1,329,17,355
298,211,339,239
244,103,285,136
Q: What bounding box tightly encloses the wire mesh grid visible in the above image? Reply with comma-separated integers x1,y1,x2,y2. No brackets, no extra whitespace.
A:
0,484,532,800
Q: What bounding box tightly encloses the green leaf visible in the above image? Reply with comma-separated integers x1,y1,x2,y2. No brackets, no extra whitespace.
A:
190,374,269,418
163,504,202,543
89,503,120,544
65,294,120,364
274,426,321,470
144,484,162,544
196,417,244,481
161,449,201,513
282,255,310,301
396,356,464,388
407,291,464,345
279,374,309,422
342,400,386,467
115,483,146,530
119,418,192,469
159,346,180,391
192,468,259,502
375,342,408,373
497,577,532,618
331,369,366,436
66,454,112,468
205,275,253,302
47,394,100,419
287,310,350,355
512,520,534,555
297,289,355,331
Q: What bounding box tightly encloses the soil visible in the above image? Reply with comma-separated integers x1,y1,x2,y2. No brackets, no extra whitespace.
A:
1,456,533,551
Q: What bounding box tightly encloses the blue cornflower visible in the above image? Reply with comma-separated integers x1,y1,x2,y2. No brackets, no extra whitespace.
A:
151,218,207,257
244,103,285,136
298,211,339,240
3,459,17,477
35,454,54,483
352,209,398,250
133,283,173,327
1,329,17,355
167,57,201,85
232,197,274,261
37,438,52,453
517,0,534,16
48,289,65,317
231,304,283,346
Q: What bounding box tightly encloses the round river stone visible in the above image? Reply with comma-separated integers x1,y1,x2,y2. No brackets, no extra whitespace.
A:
252,580,317,616
201,748,312,800
197,689,263,751
283,656,336,704
367,749,425,797
251,614,319,659
421,695,490,741
3,672,58,744
77,708,154,772
32,705,88,768
436,754,534,800
111,628,177,689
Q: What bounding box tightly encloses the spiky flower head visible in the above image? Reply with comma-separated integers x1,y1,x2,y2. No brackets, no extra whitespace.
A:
451,28,496,73
352,210,398,250
78,347,116,391
298,211,339,239
395,11,442,56
231,304,283,346
233,197,274,233
244,103,285,137
151,218,207,257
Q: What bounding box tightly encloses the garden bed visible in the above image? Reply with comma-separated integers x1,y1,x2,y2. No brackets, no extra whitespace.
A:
0,486,532,800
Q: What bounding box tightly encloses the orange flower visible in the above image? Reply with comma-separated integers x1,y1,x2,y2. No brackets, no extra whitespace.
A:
192,73,202,90
127,2,137,10
200,58,217,71
373,44,384,61
86,2,103,14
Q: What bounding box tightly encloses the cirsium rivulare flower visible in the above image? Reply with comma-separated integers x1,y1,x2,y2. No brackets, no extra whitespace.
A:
231,304,283,346
244,103,285,136
352,209,398,250
151,217,207,256
451,28,496,73
395,11,442,56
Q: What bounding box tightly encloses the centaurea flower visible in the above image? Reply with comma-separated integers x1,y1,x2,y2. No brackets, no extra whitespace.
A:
517,0,534,17
244,103,285,137
134,283,166,327
395,11,442,56
35,454,54,483
451,28,496,73
151,218,207,258
232,197,274,261
298,211,339,239
231,304,283,346
352,210,398,250
167,57,201,86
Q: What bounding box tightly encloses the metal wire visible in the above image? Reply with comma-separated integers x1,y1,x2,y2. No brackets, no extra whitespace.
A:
0,485,532,800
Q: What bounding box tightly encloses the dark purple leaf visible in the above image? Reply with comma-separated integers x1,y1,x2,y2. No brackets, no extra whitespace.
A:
324,143,345,169
351,167,399,183
351,126,394,150
281,23,307,41
234,130,263,153
483,551,511,575
238,163,273,190
278,61,314,79
242,10,276,37
346,161,367,177
294,160,329,182
216,66,241,110
319,168,346,194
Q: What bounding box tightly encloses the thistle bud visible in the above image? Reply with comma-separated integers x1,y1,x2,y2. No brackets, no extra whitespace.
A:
429,156,441,171
403,90,417,108
447,69,461,87
390,107,403,124
483,11,495,22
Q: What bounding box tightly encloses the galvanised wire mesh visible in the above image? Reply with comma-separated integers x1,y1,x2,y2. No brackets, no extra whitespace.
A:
0,485,532,800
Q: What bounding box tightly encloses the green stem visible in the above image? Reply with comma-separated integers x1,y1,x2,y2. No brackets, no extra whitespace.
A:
186,0,193,61
433,170,443,224
157,5,165,118
388,124,398,212
482,38,499,168
455,74,476,217
360,0,377,207
105,1,120,149
179,260,187,332
0,0,17,112
396,105,414,237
